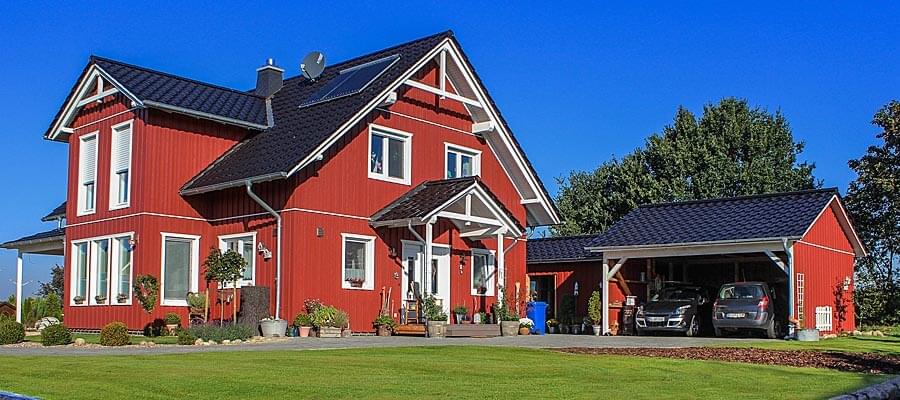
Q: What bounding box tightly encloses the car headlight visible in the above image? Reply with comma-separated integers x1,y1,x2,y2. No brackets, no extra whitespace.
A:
674,305,691,315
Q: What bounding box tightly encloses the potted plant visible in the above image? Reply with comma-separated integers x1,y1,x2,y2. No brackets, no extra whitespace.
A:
94,294,107,304
203,247,246,326
164,312,181,334
312,305,344,338
423,295,448,338
373,315,397,337
73,295,85,305
547,318,559,334
294,313,313,337
495,287,519,336
518,318,534,335
260,316,289,337
588,290,603,335
453,305,468,324
116,293,128,304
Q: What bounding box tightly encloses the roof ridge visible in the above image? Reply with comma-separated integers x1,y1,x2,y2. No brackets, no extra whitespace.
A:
281,30,454,84
638,187,838,209
90,55,266,99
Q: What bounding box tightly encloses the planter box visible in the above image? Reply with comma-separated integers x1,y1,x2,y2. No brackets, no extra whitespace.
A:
797,329,820,342
426,321,447,338
500,321,519,336
259,319,288,337
318,326,342,338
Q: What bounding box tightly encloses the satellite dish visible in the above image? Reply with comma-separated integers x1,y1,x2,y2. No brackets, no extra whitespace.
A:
300,51,326,80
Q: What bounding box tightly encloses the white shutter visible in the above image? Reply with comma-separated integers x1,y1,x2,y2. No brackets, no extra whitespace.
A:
79,135,97,184
112,124,132,173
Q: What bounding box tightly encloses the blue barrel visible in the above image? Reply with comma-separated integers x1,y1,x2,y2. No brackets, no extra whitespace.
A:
526,301,548,335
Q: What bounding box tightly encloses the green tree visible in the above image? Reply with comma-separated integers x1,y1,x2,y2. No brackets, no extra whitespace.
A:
37,265,64,299
845,100,900,325
203,248,247,326
553,98,817,235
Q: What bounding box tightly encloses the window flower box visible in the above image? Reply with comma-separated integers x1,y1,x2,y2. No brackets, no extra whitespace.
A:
345,277,365,288
73,296,85,305
94,295,107,305
116,294,128,304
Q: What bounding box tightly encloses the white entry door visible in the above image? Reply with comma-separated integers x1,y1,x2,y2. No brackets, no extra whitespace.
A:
401,242,451,316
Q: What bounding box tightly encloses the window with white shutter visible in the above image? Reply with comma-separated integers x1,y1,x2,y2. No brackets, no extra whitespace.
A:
109,121,133,209
78,133,98,215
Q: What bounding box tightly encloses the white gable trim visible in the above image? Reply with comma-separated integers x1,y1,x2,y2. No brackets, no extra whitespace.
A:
283,38,560,227
47,65,143,142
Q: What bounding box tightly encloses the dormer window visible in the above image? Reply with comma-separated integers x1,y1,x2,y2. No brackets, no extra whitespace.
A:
77,132,98,215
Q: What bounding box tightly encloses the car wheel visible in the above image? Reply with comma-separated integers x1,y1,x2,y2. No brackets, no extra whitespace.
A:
686,316,699,337
765,320,777,339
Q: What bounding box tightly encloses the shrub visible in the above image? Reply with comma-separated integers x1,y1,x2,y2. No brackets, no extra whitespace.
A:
373,314,397,329
143,318,167,337
293,313,312,327
41,323,72,346
176,328,197,345
0,320,25,344
188,323,255,343
588,290,602,325
423,295,448,322
453,305,468,315
164,312,182,326
99,322,130,346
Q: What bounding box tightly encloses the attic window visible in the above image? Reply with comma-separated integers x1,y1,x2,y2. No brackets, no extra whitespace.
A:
299,54,400,108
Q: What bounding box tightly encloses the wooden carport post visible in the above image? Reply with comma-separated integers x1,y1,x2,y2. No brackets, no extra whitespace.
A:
602,257,628,335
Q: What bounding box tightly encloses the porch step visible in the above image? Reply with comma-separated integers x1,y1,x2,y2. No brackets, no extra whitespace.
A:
394,324,426,336
445,324,501,338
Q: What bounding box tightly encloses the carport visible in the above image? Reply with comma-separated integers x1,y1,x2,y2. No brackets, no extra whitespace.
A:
585,189,865,335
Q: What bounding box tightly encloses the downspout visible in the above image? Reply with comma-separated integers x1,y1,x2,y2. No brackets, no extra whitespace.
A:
246,181,283,320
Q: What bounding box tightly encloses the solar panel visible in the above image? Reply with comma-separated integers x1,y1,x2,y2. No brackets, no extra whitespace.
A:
300,54,400,108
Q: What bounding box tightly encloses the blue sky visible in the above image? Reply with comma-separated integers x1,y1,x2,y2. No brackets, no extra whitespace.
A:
1,2,897,299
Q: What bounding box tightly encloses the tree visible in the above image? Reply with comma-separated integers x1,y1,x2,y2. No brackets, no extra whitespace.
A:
203,248,246,326
553,98,817,235
844,100,900,325
37,265,64,299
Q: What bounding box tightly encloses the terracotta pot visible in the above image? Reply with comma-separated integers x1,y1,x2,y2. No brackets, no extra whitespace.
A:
518,327,530,335
299,326,312,338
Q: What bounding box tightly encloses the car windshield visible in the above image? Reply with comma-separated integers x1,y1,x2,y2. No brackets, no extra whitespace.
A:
718,285,764,299
651,288,701,302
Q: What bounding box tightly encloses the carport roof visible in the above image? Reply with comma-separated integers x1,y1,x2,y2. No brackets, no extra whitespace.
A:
527,234,602,264
589,188,842,250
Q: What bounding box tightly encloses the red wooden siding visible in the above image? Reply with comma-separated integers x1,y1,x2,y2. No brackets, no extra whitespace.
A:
794,201,856,332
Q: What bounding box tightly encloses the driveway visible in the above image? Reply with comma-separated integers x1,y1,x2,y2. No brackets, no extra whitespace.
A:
0,334,767,356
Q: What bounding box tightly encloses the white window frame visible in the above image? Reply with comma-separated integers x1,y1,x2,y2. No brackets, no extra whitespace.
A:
367,124,412,185
470,249,496,296
77,132,99,216
160,233,200,307
444,142,481,179
815,306,833,331
88,238,111,306
218,232,257,287
341,233,376,291
109,120,133,210
69,232,134,306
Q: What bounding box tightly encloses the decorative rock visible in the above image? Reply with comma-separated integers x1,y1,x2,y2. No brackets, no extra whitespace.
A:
194,338,204,346
874,330,885,337
201,341,212,346
207,340,216,345
74,338,86,346
34,317,61,331
252,335,263,341
232,339,242,345
147,341,156,347
222,339,231,345
139,341,148,346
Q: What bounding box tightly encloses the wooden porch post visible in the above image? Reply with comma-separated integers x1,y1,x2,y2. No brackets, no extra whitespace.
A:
602,257,610,334
15,250,23,323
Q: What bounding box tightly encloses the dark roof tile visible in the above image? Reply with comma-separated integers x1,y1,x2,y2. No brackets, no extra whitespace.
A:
527,234,601,263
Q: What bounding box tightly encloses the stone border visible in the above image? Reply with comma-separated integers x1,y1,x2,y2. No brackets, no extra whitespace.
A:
832,376,900,400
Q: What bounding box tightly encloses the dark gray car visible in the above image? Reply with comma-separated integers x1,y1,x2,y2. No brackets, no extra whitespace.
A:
712,282,780,339
635,285,712,337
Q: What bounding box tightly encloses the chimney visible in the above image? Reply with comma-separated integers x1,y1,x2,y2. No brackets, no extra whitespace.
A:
255,58,284,97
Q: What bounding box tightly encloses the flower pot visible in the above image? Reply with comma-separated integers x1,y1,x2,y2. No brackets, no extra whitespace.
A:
299,326,312,338
570,324,582,335
376,326,391,337
500,321,519,336
455,313,466,324
259,319,288,337
548,326,558,334
318,326,342,338
518,327,531,335
166,324,179,335
426,321,446,338
592,325,603,336
559,324,570,334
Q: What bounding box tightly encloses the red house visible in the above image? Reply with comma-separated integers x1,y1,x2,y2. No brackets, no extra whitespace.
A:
527,189,865,335
6,31,560,332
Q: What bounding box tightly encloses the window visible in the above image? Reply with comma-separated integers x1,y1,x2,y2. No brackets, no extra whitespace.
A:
815,306,833,331
109,121,133,209
445,144,481,178
78,133,98,215
161,234,200,306
368,125,411,184
70,233,133,306
341,233,375,290
219,233,256,286
72,242,88,304
471,249,495,296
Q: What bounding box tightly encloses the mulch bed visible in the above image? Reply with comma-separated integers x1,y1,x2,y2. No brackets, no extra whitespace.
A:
553,347,900,374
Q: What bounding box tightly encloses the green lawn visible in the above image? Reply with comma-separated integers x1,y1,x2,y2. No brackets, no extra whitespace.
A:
24,333,178,345
731,335,900,355
0,346,884,400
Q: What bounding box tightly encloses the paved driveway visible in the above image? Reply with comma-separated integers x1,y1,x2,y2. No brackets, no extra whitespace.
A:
0,334,767,356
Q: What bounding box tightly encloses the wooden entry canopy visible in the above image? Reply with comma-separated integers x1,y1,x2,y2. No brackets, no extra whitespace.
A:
585,189,866,335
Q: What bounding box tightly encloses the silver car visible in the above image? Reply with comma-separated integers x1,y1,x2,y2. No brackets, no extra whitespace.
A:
712,282,782,339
